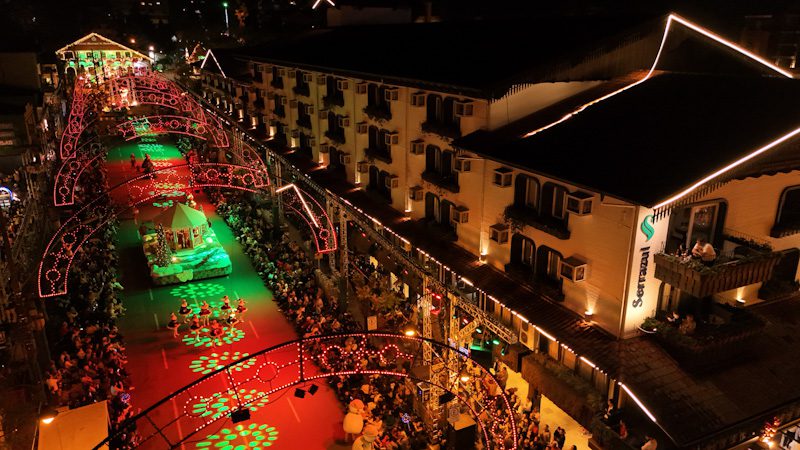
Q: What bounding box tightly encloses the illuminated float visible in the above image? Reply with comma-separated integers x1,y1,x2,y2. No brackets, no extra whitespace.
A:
141,202,232,284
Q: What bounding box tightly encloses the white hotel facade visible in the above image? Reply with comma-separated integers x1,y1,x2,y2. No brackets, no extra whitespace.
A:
192,13,800,449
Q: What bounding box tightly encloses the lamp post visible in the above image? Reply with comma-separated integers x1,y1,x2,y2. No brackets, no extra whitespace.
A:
222,2,230,35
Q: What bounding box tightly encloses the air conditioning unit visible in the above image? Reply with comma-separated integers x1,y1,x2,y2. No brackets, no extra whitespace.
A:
290,129,300,139
319,109,331,119
289,99,298,108
356,122,368,134
493,167,512,187
355,82,368,95
277,68,287,77
339,153,352,164
338,116,351,127
317,75,327,85
566,191,594,216
356,161,370,173
410,139,425,155
451,206,469,224
303,104,314,115
337,79,350,91
308,136,316,147
385,174,400,189
287,69,297,78
560,256,588,282
489,223,509,244
302,73,314,83
454,101,474,117
280,96,288,105
409,186,424,201
454,158,472,173
410,92,426,107
384,131,400,146
319,143,330,154
384,88,399,102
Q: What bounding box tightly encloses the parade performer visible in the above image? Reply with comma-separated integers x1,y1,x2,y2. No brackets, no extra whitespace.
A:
167,312,179,338
189,314,201,342
343,399,365,443
199,300,211,325
179,298,191,322
225,311,239,336
220,295,231,312
209,319,224,346
236,298,247,320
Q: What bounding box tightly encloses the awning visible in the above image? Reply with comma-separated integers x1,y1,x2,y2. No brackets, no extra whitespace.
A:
38,401,109,450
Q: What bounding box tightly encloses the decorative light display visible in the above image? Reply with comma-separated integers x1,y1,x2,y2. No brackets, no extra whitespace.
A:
98,333,518,450
278,184,337,254
118,115,212,142
189,352,254,374
53,141,104,206
181,326,246,348
195,423,278,449
185,389,268,419
60,79,92,159
154,223,172,267
170,282,227,299
39,162,269,297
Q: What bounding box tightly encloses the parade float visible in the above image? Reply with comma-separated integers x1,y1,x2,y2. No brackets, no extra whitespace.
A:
141,202,232,285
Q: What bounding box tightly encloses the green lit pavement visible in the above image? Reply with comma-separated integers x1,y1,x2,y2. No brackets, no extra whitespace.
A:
109,137,349,449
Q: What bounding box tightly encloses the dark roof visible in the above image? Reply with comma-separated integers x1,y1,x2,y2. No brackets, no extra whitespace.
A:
456,72,800,206
234,14,664,97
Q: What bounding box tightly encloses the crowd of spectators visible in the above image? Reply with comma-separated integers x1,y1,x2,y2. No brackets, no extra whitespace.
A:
44,164,139,449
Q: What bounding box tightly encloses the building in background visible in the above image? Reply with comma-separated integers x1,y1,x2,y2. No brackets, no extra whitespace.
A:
190,12,800,449
55,33,152,83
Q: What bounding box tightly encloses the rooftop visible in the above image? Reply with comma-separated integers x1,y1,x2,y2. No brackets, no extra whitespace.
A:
456,72,800,206
233,14,665,97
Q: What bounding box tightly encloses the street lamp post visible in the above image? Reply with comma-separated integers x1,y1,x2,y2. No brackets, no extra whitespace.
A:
222,2,230,35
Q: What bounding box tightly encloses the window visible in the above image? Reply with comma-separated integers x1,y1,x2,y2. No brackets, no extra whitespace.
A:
365,84,392,120
493,167,512,187
367,125,391,162
490,223,509,244
423,145,458,192
773,186,800,236
326,111,346,144
411,92,426,106
514,174,539,210
541,183,568,221
510,234,535,267
271,66,284,89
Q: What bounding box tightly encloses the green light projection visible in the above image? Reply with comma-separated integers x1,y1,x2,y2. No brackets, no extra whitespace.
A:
189,351,254,374
188,389,269,421
182,326,246,348
195,423,278,449
170,282,227,300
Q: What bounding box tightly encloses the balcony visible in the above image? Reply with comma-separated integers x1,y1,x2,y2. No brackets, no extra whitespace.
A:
770,221,800,238
653,250,783,298
323,95,345,109
270,78,283,89
296,116,312,131
421,120,461,140
421,170,459,193
503,205,570,240
292,84,310,98
363,104,392,122
324,129,346,146
253,98,265,110
504,262,565,302
364,147,392,164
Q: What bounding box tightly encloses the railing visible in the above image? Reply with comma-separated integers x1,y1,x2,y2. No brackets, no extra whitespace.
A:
653,251,782,298
421,120,461,140
364,146,392,164
503,205,570,240
363,103,392,122
93,333,520,450
421,170,459,193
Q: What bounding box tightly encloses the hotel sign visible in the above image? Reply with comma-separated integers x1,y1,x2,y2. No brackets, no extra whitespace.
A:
632,215,654,308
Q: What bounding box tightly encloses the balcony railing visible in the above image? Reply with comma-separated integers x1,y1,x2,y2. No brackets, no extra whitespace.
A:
421,120,461,140
653,251,783,298
421,170,459,193
292,84,310,97
324,129,345,146
504,262,565,302
323,95,345,109
363,104,391,122
503,205,570,240
296,116,312,131
770,221,800,238
364,147,392,164
270,79,283,89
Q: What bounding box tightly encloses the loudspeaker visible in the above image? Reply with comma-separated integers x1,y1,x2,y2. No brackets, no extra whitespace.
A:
231,409,250,423
308,385,319,395
470,348,493,371
294,388,306,398
446,416,476,450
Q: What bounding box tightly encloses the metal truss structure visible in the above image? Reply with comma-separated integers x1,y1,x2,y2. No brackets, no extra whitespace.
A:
92,333,518,450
